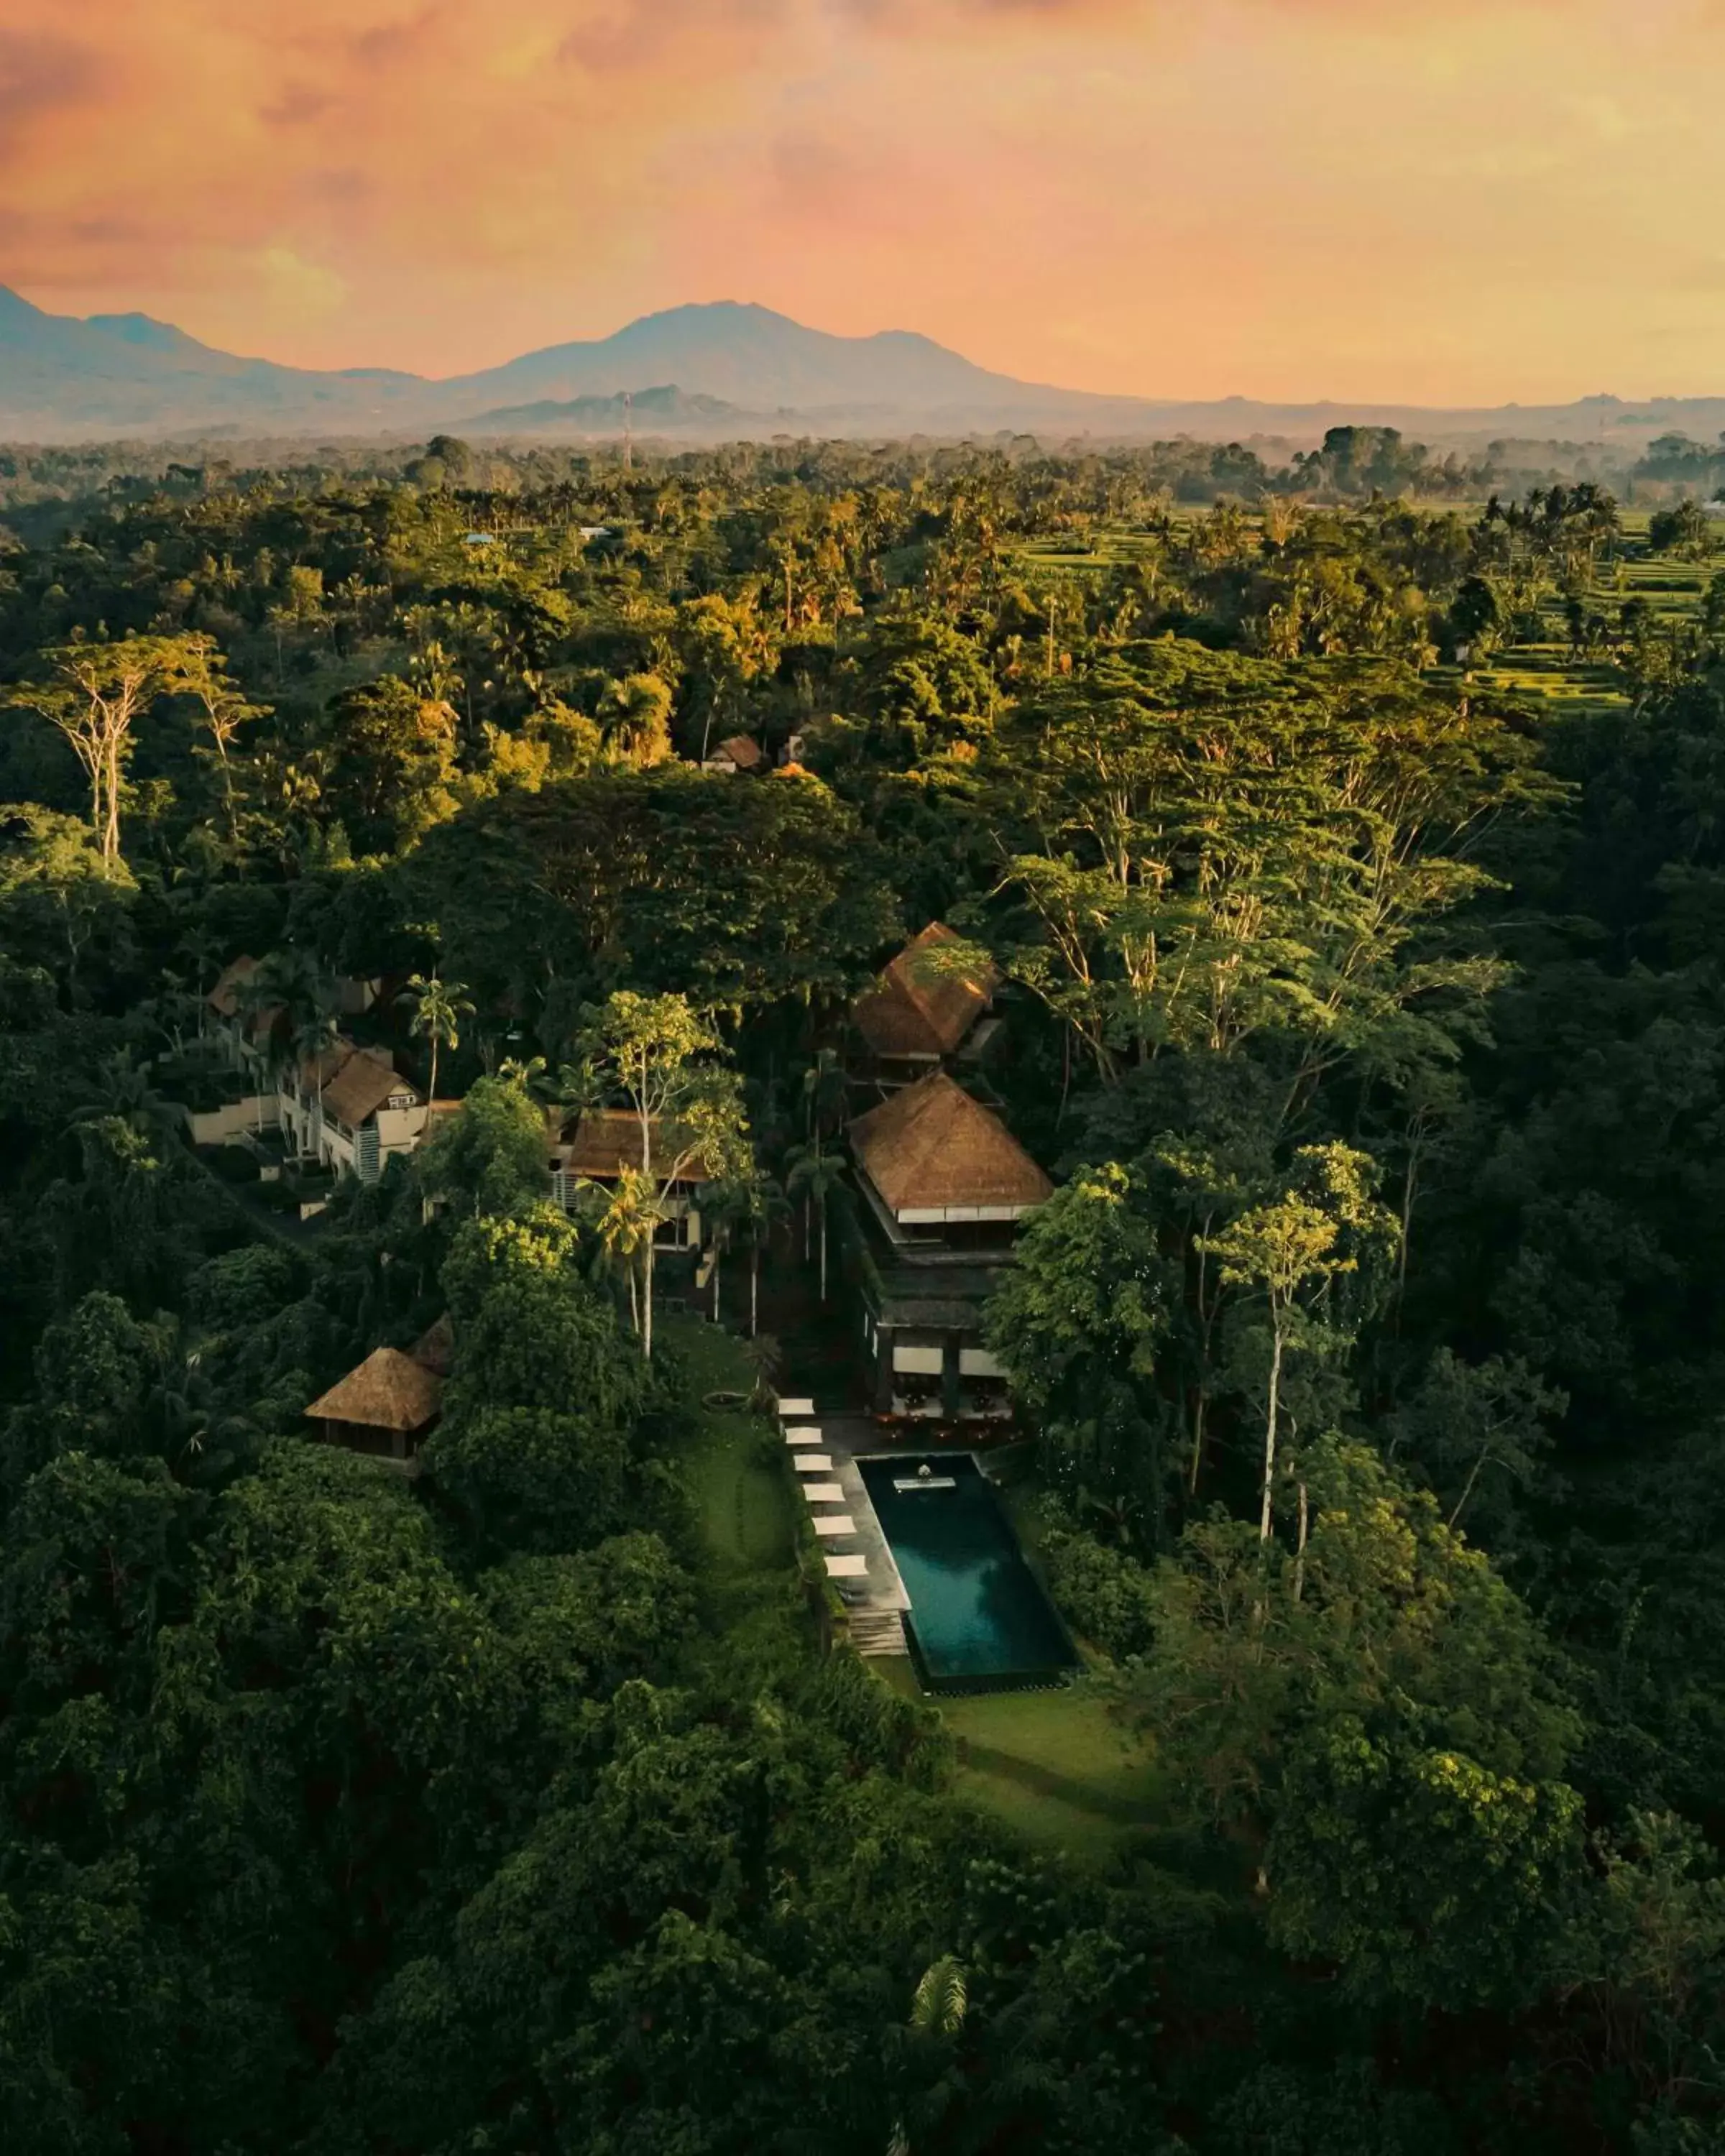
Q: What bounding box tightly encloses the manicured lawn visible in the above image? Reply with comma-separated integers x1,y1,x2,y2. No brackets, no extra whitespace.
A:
661,1314,796,1590
880,1659,1164,1862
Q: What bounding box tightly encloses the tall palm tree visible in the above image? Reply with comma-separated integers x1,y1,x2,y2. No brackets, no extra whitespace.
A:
236,947,339,1131
291,1006,340,1079
586,1167,661,1337
886,1958,970,2156
803,1044,847,1138
786,1141,845,1304
694,1174,745,1325
737,1171,790,1337
175,923,227,1041
399,972,475,1100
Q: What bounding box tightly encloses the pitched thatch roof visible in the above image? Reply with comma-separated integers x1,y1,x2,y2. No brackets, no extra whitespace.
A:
305,1347,443,1432
411,1312,454,1378
558,1107,721,1182
713,733,764,770
208,954,259,1017
853,923,997,1060
321,1045,418,1128
850,1071,1052,1216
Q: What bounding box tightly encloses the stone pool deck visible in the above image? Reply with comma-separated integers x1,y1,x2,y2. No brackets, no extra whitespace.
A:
780,1411,914,1635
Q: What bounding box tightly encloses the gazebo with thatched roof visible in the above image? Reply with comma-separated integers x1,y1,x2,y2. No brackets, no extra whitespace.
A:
305,1347,443,1465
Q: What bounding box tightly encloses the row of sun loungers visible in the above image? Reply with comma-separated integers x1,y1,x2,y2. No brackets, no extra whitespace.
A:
778,1399,868,1586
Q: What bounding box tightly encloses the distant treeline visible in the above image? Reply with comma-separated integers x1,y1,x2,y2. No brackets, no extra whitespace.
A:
3,422,1715,538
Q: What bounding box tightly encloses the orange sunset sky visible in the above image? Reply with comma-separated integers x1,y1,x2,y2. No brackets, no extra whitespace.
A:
1,0,1721,404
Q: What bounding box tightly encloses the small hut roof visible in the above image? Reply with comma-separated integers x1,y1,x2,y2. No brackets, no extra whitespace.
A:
558,1107,721,1181
305,1347,443,1433
853,923,996,1060
322,1046,416,1127
849,1070,1051,1215
411,1312,454,1378
208,954,259,1018
714,734,764,770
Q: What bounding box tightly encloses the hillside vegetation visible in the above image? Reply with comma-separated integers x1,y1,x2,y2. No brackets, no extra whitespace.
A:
4,441,1725,2152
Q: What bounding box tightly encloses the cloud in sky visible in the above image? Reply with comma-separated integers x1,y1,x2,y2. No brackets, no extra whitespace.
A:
1,0,1723,401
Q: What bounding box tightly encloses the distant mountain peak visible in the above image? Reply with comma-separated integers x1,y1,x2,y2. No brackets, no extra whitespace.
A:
85,312,210,356
5,280,1724,448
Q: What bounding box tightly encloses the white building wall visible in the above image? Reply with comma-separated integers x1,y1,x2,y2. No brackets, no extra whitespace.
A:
185,1097,280,1146
892,1343,945,1376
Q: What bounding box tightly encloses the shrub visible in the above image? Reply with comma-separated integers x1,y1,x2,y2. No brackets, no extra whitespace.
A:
1041,1524,1159,1660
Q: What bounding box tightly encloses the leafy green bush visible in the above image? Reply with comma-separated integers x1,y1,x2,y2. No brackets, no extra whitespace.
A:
1041,1522,1159,1660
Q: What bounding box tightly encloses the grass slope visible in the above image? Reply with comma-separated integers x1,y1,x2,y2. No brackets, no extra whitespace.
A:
665,1316,794,1578
878,1658,1163,1861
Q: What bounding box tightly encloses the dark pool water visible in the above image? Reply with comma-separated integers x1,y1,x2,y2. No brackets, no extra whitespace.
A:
858,1453,1077,1685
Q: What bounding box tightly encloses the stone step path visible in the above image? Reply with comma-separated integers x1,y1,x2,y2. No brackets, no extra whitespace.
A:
848,1610,908,1657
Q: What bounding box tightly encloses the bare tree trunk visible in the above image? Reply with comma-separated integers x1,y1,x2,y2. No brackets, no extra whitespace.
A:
1293,1480,1309,1602
750,1245,759,1337
643,1236,655,1360
104,738,123,864
1188,1233,1216,1496
1187,1388,1209,1499
818,1207,827,1303
640,1092,656,1360
1448,1447,1492,1532
1259,1317,1284,1544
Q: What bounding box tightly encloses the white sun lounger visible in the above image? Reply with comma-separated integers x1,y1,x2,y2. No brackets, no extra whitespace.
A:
800,1482,844,1503
792,1455,834,1474
776,1397,816,1419
783,1427,823,1446
824,1553,868,1579
811,1514,857,1538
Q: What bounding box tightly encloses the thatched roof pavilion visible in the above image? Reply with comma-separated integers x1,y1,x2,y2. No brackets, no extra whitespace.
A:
853,922,997,1063
305,1347,443,1461
849,1070,1051,1222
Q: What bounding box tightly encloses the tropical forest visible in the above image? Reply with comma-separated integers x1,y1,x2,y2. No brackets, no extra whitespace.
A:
6,431,1725,2155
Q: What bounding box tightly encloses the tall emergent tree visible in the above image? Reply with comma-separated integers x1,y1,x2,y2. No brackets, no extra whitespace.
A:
399,972,475,1100
1200,1143,1396,1544
579,991,751,1359
12,636,201,869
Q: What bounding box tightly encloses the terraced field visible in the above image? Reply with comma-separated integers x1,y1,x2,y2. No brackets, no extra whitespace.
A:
1017,507,1721,731
1473,509,1718,724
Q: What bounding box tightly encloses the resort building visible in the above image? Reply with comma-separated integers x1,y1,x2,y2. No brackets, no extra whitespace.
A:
703,733,765,775
845,1069,1052,1419
851,922,1000,1088
201,958,446,1184
547,1107,717,1250
305,1345,443,1468
280,1041,435,1184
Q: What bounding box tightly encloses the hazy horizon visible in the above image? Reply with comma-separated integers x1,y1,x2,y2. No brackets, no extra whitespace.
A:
5,1,1725,407
5,283,1722,421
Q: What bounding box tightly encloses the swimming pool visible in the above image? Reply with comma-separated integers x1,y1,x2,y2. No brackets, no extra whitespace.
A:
857,1452,1079,1691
